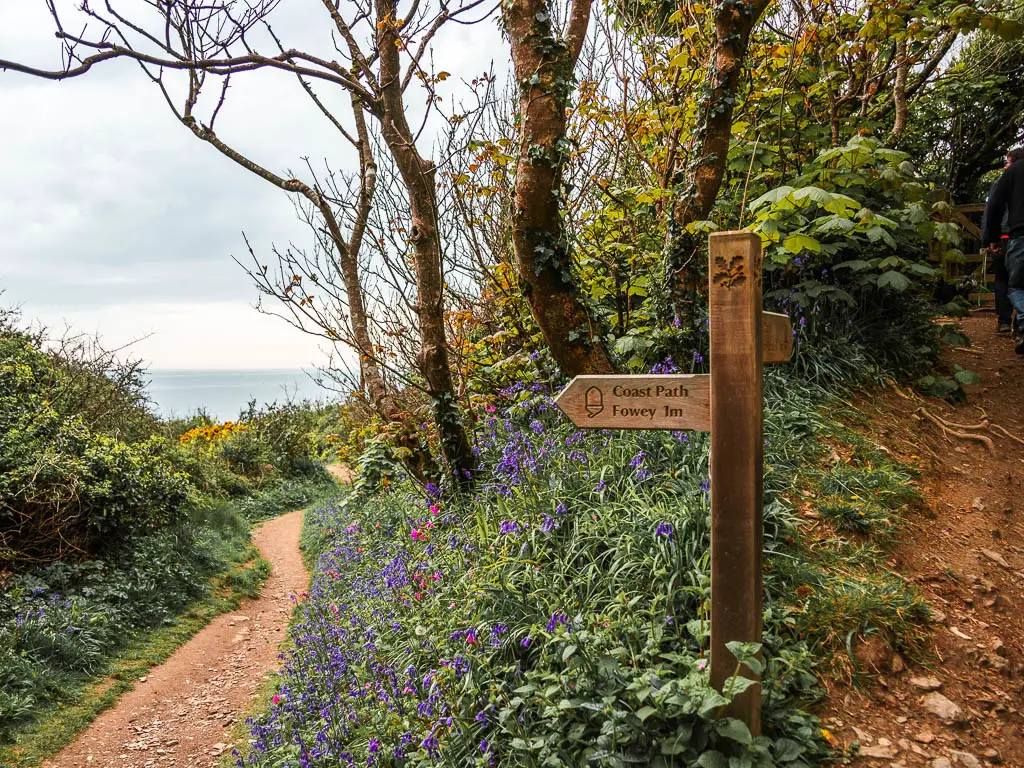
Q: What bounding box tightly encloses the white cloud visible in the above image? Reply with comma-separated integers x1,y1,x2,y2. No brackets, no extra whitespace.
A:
0,1,506,370
31,300,355,370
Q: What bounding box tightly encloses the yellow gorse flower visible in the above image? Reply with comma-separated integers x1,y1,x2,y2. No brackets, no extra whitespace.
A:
179,421,249,444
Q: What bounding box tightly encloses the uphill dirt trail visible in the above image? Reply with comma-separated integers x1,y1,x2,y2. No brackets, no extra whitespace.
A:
44,510,308,768
826,312,1024,767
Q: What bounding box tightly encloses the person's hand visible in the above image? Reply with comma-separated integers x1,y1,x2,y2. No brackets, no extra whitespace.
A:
987,243,1005,256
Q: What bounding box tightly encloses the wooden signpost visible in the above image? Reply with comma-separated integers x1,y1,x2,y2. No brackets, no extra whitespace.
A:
555,231,789,734
555,374,711,431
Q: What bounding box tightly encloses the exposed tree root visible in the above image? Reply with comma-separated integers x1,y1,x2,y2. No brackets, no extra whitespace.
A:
988,422,1024,448
915,407,997,456
922,407,1024,449
889,380,916,400
927,411,989,431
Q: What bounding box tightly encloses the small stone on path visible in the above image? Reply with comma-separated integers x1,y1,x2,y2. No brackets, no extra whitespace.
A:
922,692,965,722
980,548,1010,568
861,744,898,759
950,751,982,768
910,676,942,691
853,726,873,743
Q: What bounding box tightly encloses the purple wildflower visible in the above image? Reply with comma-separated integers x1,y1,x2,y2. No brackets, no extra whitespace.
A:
546,611,568,632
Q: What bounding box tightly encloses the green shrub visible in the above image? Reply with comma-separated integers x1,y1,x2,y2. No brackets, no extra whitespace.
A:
240,400,326,475
0,502,253,743
233,469,337,523
0,332,192,566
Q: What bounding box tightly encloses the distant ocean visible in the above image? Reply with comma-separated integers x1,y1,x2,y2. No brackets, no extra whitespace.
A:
146,369,335,421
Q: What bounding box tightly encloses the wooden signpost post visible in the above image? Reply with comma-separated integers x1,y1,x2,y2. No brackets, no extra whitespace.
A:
555,231,789,734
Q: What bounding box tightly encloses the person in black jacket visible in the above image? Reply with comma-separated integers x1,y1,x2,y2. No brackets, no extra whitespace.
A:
978,176,1011,335
982,146,1024,354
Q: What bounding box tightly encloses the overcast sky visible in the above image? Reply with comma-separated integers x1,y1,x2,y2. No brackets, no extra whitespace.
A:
0,1,503,370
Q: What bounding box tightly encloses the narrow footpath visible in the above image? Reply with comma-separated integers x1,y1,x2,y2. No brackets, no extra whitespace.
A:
827,312,1024,767
44,510,308,768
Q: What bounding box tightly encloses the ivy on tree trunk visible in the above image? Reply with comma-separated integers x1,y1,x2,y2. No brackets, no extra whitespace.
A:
504,0,616,378
665,0,771,328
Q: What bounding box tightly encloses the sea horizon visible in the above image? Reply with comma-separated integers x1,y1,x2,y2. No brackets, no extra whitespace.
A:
145,367,341,421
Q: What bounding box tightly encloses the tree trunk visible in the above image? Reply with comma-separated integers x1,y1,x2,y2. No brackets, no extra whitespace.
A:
675,0,771,229
177,108,439,481
504,0,616,378
890,39,909,141
340,100,441,484
374,0,475,488
664,0,771,331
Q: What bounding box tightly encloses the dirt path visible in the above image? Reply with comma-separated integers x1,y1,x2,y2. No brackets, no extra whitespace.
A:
825,313,1024,767
325,463,353,484
44,510,308,768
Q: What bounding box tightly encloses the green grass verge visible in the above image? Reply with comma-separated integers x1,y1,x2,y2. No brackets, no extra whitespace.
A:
772,412,933,684
0,550,271,768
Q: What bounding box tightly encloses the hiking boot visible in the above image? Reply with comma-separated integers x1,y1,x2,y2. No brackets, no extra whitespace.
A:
1017,331,1024,355
998,320,1012,335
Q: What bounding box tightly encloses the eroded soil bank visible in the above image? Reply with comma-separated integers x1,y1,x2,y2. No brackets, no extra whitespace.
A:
825,313,1023,768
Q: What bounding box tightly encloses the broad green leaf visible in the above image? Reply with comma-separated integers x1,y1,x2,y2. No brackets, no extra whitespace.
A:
635,705,657,722
791,186,833,207
697,690,730,718
696,751,728,768
814,215,855,234
669,51,690,69
833,259,872,271
722,674,759,696
954,366,980,385
996,18,1023,40
877,271,911,291
614,335,652,355
865,226,895,246
660,727,693,755
782,234,822,254
749,186,794,211
906,262,938,277
823,193,860,215
715,717,753,745
773,737,804,762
